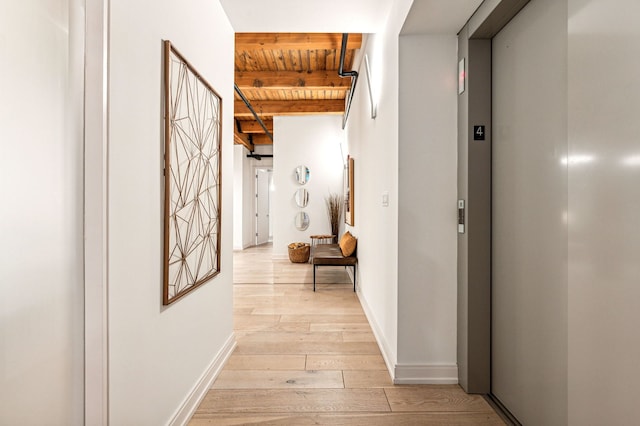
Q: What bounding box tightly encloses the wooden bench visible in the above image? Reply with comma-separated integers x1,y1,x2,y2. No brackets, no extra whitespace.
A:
312,244,357,292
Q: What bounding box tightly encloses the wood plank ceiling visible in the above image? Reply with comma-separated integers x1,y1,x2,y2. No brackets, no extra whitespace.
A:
234,33,363,151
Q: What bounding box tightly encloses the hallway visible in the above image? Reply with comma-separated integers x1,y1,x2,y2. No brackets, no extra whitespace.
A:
189,245,504,424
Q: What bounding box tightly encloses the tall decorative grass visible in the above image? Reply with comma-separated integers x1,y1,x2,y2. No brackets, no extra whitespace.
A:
325,193,343,240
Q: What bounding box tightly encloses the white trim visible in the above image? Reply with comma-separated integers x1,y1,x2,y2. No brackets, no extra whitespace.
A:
393,364,459,385
357,291,396,380
167,333,237,426
84,0,110,424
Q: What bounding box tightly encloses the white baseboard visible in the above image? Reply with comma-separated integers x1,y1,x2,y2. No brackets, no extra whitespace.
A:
357,290,459,386
394,364,459,385
168,333,236,426
357,291,396,380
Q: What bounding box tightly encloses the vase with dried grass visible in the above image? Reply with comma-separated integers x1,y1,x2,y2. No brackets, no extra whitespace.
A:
325,193,343,243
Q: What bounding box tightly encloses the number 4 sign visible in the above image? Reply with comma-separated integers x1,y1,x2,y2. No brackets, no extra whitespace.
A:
473,125,485,141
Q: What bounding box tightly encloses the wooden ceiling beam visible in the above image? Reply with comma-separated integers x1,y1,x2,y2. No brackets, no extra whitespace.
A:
235,99,344,117
251,134,273,145
236,71,350,90
238,120,274,134
235,33,362,51
233,131,254,151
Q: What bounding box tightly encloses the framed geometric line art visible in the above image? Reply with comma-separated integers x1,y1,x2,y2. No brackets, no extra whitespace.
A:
163,40,222,305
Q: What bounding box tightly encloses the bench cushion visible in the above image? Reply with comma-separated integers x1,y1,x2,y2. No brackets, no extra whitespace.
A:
312,244,357,266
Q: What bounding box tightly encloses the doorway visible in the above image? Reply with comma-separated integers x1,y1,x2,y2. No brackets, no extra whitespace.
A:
255,168,273,245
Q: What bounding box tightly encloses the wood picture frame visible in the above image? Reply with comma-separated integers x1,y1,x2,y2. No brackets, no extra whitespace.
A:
345,156,354,226
163,40,222,305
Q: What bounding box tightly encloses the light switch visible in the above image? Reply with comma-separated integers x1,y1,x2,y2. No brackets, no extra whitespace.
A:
382,191,389,207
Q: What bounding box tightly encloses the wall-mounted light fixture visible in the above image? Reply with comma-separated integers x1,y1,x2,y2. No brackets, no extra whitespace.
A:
364,54,377,119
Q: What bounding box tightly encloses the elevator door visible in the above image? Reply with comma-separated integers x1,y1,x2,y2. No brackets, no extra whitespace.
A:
491,0,567,424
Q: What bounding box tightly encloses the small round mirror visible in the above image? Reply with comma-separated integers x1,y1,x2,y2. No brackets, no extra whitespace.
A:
295,188,309,208
295,212,310,231
295,165,310,185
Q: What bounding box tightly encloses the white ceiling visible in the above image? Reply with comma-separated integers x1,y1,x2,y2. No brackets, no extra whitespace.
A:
219,0,395,33
219,0,482,36
401,0,483,35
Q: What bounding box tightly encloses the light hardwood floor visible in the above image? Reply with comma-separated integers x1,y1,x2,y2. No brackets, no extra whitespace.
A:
190,244,505,425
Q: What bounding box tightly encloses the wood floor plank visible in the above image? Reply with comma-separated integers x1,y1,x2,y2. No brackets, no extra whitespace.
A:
280,314,368,324
310,322,372,332
190,412,505,425
236,321,311,332
384,386,495,413
342,331,376,342
236,331,344,343
251,306,364,315
343,370,394,388
211,370,344,389
234,341,381,355
197,389,391,413
233,287,286,296
237,293,358,303
306,355,387,371
224,354,306,370
234,314,311,333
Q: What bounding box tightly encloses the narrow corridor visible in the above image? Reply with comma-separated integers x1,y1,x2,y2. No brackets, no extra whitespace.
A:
189,244,504,424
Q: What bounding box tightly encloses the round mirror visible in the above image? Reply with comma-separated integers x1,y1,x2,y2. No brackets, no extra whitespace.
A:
295,188,309,208
295,212,310,231
295,165,310,185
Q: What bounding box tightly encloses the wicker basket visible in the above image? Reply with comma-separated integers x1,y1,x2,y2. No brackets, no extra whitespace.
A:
288,242,310,263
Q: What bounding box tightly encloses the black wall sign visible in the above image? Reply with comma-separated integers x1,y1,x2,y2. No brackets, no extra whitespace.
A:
473,125,485,141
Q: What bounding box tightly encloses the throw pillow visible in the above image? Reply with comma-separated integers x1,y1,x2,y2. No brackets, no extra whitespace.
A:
339,231,357,257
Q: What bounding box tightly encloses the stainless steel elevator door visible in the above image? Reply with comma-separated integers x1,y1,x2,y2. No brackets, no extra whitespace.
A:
491,0,567,424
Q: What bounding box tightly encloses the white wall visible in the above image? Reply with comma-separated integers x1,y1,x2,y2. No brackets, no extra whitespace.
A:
342,0,413,375
220,0,393,33
234,144,246,249
108,0,235,424
272,116,344,257
396,34,458,382
0,1,85,424
568,0,640,423
342,0,460,385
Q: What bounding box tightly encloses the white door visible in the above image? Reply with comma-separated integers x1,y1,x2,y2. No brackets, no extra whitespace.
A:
256,169,271,245
491,0,567,424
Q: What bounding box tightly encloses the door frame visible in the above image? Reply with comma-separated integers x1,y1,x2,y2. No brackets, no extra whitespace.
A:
456,0,530,397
